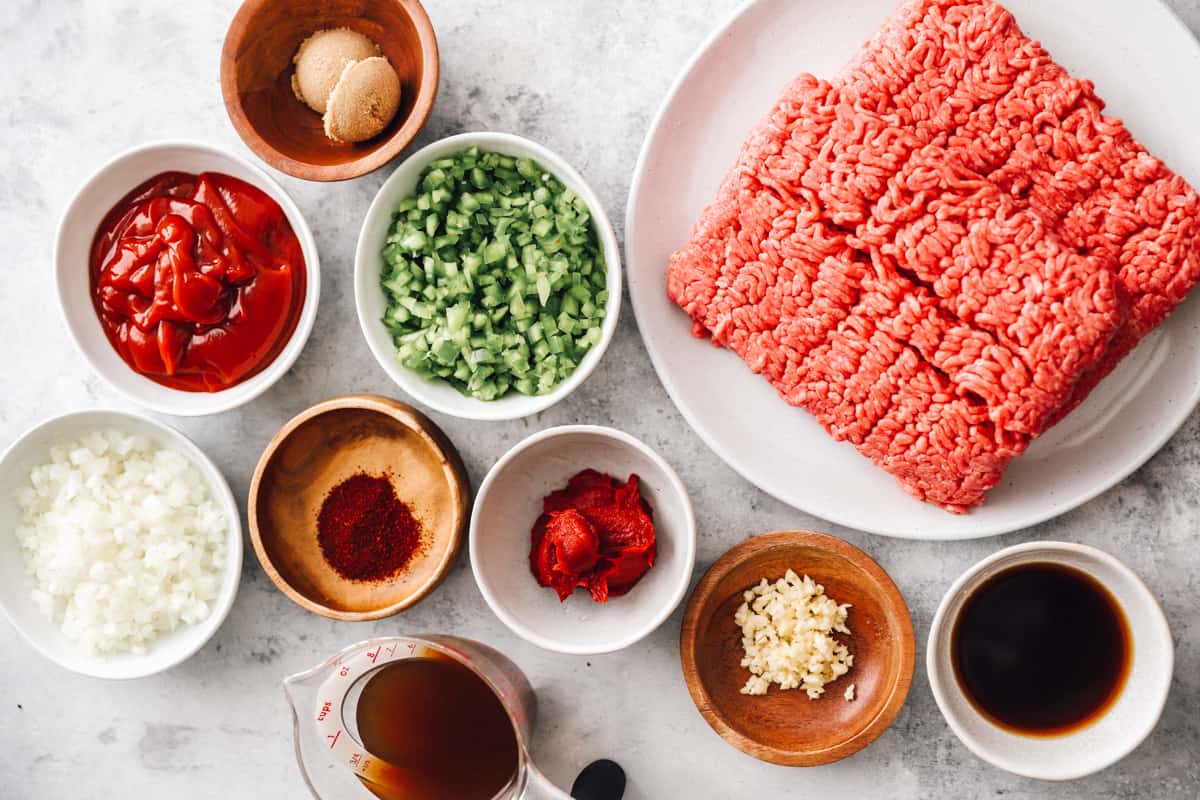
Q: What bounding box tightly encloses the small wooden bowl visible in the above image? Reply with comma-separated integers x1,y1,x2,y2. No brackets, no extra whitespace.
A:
220,0,439,182
248,395,468,620
680,531,915,766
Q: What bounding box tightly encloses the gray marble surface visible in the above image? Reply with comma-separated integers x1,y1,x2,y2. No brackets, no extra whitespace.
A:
2,1,1199,798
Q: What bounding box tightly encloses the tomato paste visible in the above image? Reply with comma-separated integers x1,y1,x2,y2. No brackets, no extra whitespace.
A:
90,171,306,392
529,470,656,603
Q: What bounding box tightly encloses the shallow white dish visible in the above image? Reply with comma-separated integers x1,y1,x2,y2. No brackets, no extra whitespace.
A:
927,542,1173,780
56,141,320,417
0,410,243,679
470,425,696,654
625,0,1200,538
355,131,622,421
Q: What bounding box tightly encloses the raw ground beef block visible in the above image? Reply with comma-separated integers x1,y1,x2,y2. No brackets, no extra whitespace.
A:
837,0,1020,125
945,61,1098,180
854,270,1109,436
772,292,1030,510
810,354,1024,513
779,310,921,445
978,86,1200,404
666,0,1200,511
958,62,1200,342
858,366,1028,512
666,173,863,381
668,173,852,342
857,152,1126,408
1038,145,1200,338
791,3,1038,226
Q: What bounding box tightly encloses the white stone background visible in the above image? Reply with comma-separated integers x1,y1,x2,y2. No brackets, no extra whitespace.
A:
1,1,1198,798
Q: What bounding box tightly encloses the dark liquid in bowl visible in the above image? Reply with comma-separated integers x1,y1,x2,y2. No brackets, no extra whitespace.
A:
951,562,1130,736
356,657,520,800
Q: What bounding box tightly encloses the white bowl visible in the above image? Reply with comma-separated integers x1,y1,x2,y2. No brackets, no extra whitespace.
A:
355,132,622,421
927,541,1173,780
0,410,244,679
470,425,696,654
55,141,320,416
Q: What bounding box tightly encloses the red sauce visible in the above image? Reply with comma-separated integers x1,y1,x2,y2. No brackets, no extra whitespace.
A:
90,171,306,392
529,470,657,603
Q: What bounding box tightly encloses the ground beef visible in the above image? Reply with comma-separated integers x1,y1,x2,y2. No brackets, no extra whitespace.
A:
666,0,1200,511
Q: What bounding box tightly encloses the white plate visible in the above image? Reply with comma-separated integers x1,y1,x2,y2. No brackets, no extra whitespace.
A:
626,0,1200,539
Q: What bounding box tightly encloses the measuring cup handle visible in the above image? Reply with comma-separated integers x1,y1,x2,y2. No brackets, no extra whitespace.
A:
521,763,573,800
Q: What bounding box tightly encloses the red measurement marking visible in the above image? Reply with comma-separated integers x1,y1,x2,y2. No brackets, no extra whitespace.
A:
339,666,350,677
406,642,416,653
385,644,397,658
349,752,363,768
327,730,342,749
367,646,382,663
317,700,332,722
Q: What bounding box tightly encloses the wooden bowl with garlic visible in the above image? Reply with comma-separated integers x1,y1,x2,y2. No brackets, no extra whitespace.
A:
680,531,915,766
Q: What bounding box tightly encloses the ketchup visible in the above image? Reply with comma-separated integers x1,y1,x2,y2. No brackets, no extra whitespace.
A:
90,171,306,392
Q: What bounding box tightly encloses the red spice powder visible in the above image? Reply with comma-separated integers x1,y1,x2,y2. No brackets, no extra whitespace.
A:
316,473,422,582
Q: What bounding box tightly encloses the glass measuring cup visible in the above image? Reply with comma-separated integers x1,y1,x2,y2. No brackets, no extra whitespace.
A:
284,635,571,800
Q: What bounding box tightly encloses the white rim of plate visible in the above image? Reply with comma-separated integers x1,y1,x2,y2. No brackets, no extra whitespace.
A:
623,0,1200,539
469,424,697,654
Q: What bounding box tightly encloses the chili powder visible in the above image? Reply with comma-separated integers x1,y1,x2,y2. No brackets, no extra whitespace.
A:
316,472,422,582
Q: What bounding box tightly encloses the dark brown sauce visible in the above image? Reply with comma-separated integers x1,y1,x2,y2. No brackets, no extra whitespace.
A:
951,562,1130,737
355,657,520,800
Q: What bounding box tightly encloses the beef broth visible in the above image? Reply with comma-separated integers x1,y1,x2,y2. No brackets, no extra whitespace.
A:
355,657,520,800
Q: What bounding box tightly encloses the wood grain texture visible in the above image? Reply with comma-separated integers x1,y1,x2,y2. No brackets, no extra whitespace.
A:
220,0,438,181
680,531,915,766
248,394,469,620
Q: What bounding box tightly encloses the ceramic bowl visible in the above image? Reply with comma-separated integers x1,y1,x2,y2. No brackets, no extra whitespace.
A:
680,531,914,766
927,541,1173,780
470,425,695,654
0,410,243,679
220,0,438,181
55,140,321,416
248,395,469,620
355,131,622,421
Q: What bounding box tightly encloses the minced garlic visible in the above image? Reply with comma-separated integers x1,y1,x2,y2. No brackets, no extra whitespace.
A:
734,570,853,698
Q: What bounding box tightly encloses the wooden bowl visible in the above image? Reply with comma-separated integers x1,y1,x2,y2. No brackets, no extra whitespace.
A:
248,395,468,619
680,531,914,766
220,0,439,182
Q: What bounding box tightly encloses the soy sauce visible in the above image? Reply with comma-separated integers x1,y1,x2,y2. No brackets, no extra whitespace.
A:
951,562,1130,736
355,657,520,800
